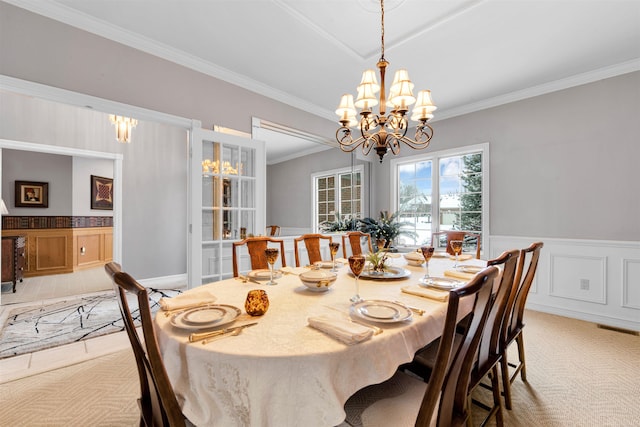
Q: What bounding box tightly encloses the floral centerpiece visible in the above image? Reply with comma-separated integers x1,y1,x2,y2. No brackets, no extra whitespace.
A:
366,250,389,273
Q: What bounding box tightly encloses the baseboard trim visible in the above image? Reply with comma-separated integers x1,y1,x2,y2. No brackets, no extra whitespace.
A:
527,303,640,332
137,273,188,290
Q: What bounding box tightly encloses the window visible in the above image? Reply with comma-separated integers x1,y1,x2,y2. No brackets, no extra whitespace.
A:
391,143,488,251
312,166,364,231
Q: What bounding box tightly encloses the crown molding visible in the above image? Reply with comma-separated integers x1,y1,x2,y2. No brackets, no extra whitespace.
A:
434,59,640,122
3,0,336,122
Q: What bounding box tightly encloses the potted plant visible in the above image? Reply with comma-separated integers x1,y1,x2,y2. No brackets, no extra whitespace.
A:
359,210,417,250
319,212,359,233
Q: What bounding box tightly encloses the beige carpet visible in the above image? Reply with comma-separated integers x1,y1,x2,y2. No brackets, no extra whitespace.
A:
0,310,638,426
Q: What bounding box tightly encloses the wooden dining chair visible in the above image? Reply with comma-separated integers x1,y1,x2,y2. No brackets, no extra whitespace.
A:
104,262,188,427
432,230,482,259
293,233,332,267
266,225,280,236
232,236,287,277
341,231,373,258
407,249,519,426
343,266,498,427
500,241,544,410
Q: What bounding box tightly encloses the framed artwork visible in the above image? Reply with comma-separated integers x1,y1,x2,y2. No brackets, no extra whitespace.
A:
15,181,49,208
91,175,113,210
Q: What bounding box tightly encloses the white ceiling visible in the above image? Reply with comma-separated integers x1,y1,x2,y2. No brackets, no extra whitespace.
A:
5,0,640,163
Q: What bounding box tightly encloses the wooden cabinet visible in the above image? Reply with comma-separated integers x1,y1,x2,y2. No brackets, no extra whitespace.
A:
2,227,112,277
1,235,26,292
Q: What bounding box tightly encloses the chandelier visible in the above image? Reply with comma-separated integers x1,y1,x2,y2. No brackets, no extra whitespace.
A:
335,0,436,162
109,115,138,143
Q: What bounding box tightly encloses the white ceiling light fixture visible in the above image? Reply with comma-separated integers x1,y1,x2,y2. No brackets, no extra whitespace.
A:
109,115,138,143
335,0,437,163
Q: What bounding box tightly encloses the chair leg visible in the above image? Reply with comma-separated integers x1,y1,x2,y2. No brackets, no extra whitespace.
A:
516,333,527,382
491,366,504,427
500,354,513,410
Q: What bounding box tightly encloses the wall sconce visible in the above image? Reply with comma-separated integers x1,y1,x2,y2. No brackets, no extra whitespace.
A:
109,115,138,143
0,199,8,215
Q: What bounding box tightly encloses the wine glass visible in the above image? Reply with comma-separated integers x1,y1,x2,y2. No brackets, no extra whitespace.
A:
329,242,340,272
264,248,279,285
450,240,463,268
348,255,366,303
420,246,435,283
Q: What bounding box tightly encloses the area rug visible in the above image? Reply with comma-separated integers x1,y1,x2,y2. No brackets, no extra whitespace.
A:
0,288,181,359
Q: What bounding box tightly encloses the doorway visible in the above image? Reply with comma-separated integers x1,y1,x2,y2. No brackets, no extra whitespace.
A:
0,140,123,306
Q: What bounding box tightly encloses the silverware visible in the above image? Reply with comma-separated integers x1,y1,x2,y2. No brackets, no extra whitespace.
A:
237,275,261,284
394,300,425,316
202,328,242,345
189,322,258,343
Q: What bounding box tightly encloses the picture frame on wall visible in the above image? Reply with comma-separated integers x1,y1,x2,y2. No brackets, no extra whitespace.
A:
15,180,49,208
91,175,113,210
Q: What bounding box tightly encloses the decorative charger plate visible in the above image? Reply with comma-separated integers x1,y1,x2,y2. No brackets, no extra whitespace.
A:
350,300,412,323
358,266,411,280
248,269,282,280
170,304,241,331
419,276,464,290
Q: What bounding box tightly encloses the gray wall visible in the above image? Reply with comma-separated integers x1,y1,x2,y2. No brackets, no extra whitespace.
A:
72,157,113,217
270,72,640,242
0,2,336,279
2,150,72,215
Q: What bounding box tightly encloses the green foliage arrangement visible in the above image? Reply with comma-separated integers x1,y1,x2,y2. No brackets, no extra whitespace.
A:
319,212,359,233
358,210,417,248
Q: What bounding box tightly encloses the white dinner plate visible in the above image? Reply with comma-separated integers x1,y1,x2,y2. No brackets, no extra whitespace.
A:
419,276,464,290
431,251,449,258
457,265,483,274
350,300,412,323
248,269,282,280
170,304,241,331
314,261,343,269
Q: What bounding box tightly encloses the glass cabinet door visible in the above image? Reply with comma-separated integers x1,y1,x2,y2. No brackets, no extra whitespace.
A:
190,127,265,285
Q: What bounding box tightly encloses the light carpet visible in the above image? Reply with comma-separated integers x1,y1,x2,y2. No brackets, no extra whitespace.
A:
0,310,638,426
0,288,181,359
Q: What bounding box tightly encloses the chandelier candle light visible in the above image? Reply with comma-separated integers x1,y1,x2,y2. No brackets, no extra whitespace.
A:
109,115,138,143
335,0,437,162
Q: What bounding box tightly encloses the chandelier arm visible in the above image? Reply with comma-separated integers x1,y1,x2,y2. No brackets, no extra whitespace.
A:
336,128,367,153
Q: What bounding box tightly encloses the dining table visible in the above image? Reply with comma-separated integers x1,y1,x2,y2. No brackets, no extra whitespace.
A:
154,252,487,427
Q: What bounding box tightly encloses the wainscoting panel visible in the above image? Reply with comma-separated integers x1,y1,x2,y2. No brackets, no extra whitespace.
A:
549,254,607,304
622,259,640,309
490,236,640,331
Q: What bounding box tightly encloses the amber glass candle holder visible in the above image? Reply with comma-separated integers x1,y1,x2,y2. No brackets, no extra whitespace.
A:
245,289,269,316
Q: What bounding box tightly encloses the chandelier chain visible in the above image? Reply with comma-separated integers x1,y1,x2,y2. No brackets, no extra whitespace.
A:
380,0,385,60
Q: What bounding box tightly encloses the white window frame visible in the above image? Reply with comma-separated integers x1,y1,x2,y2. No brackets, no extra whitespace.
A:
311,165,365,232
389,143,490,255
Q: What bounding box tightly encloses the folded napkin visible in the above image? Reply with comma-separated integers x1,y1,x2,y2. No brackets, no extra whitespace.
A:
401,285,449,302
308,315,374,345
336,257,349,264
443,269,475,281
280,266,307,275
159,288,218,311
450,254,473,261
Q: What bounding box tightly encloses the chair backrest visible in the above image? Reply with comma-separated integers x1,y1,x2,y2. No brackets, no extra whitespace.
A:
293,233,332,266
415,266,498,427
475,249,520,376
104,262,185,427
431,230,481,259
341,231,373,258
232,236,287,277
266,225,280,236
505,242,544,340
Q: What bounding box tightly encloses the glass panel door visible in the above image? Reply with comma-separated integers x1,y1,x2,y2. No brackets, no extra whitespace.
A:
189,127,265,285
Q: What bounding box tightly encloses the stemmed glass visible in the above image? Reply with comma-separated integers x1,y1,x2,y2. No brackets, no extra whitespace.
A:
450,240,463,269
348,255,365,303
329,242,340,272
420,246,435,283
264,248,279,285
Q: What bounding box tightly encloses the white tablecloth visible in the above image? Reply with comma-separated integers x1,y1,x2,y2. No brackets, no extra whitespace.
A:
154,256,486,427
